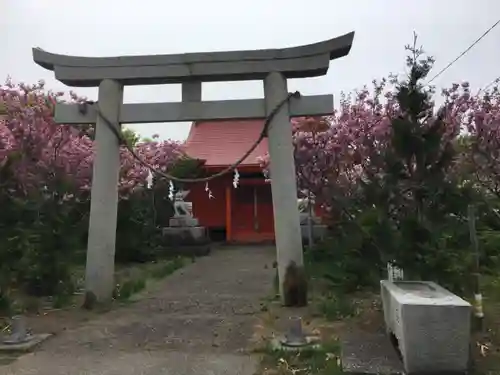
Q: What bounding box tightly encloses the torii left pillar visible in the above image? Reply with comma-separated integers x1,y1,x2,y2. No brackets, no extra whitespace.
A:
84,79,123,305
265,73,306,306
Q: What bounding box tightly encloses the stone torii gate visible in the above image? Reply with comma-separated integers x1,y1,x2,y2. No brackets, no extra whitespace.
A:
32,31,355,305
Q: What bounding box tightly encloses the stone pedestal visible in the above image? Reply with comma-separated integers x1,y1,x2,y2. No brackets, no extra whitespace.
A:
162,215,211,256
162,226,209,245
0,316,52,352
169,217,199,228
381,280,471,374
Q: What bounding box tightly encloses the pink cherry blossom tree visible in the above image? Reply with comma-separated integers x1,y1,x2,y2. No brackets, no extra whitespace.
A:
0,78,188,296
0,78,185,199
451,83,500,198
259,76,492,221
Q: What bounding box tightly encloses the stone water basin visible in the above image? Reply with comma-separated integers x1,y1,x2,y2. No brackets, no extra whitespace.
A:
387,281,471,306
392,281,445,299
380,280,471,374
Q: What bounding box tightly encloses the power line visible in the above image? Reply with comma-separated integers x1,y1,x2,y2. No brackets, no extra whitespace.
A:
427,18,500,84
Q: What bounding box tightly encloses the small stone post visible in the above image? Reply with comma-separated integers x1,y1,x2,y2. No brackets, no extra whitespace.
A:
307,193,314,247
84,79,124,305
264,72,306,306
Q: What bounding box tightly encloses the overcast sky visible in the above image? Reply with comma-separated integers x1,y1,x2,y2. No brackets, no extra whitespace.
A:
2,0,499,141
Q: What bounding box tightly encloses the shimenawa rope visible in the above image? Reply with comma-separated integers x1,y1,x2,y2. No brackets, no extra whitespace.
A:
77,91,301,184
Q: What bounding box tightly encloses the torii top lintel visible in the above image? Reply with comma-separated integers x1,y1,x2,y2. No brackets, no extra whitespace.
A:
32,32,354,88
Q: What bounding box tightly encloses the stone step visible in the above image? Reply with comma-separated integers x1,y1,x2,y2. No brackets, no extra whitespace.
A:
341,330,404,375
161,244,211,256
169,217,199,227
161,227,210,247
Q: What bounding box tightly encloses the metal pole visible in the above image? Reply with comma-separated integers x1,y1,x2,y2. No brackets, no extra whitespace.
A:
468,204,484,331
307,192,314,247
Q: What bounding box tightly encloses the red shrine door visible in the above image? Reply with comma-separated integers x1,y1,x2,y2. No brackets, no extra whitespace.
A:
232,183,275,242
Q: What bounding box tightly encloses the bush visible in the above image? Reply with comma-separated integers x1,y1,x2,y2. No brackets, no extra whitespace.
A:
115,184,174,264
306,233,383,294
310,213,500,297
318,294,356,320
0,167,182,305
0,163,177,302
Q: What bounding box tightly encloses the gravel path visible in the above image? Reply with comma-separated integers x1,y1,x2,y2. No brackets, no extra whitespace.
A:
0,245,276,375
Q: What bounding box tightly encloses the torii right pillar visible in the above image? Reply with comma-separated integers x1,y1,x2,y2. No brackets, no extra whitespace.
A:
264,72,306,306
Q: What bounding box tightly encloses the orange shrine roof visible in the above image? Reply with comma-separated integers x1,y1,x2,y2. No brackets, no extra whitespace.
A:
183,120,269,167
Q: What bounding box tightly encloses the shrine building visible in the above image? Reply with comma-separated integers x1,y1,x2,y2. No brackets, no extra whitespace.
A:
183,119,323,243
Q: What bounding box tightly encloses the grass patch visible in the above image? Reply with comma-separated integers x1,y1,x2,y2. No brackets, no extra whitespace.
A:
115,277,147,301
51,293,73,309
114,257,187,302
258,339,344,375
317,293,356,321
150,257,186,279
0,256,190,314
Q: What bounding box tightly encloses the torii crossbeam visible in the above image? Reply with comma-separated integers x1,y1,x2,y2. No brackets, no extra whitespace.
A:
33,31,355,306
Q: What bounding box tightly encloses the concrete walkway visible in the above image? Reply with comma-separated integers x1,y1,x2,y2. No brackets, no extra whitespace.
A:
1,246,275,375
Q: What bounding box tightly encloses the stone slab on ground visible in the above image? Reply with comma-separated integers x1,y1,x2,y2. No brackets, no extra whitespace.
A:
0,334,52,353
341,330,404,375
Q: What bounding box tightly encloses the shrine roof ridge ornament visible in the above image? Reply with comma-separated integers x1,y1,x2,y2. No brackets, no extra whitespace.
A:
32,32,354,87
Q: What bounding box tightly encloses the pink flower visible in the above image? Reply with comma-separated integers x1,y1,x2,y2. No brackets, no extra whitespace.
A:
1,79,184,199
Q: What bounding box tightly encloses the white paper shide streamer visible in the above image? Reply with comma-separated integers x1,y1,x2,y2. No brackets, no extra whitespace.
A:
168,180,175,201
205,182,214,199
387,262,404,282
233,168,240,188
146,170,153,189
